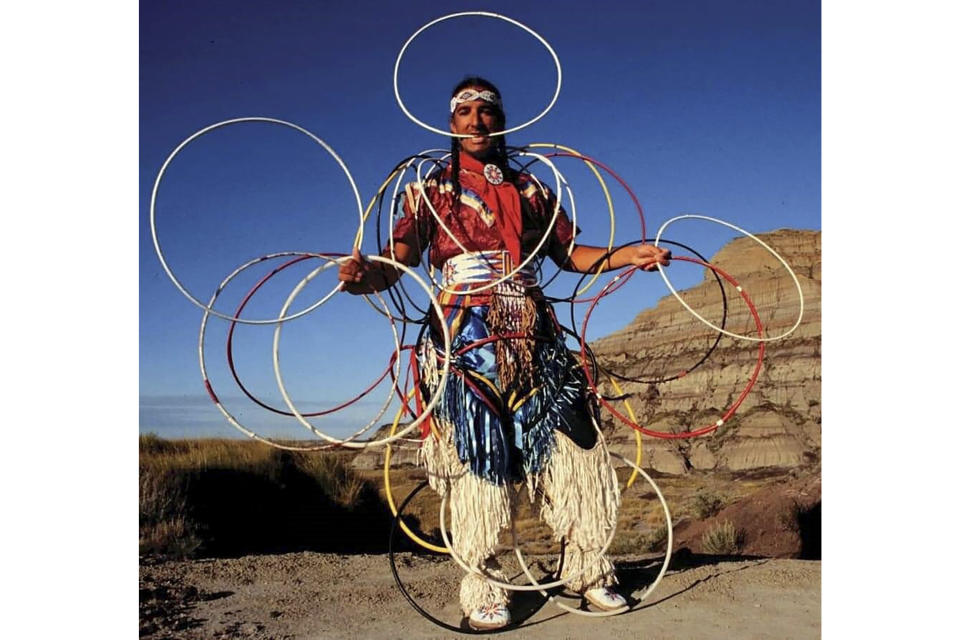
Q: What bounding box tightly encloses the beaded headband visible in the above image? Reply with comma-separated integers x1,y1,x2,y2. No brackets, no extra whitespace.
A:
449,89,503,113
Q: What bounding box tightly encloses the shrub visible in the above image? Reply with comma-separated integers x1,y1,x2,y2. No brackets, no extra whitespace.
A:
691,491,724,519
640,525,669,552
701,520,744,555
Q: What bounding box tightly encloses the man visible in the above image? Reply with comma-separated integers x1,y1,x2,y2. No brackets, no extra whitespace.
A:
340,77,669,630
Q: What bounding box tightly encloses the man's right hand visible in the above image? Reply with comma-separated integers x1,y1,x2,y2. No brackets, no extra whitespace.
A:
338,246,373,294
338,241,418,294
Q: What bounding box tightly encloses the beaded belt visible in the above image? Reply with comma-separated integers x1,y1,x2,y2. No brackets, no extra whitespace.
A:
441,251,539,288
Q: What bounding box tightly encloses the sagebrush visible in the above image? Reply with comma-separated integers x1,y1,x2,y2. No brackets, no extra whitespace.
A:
701,520,744,555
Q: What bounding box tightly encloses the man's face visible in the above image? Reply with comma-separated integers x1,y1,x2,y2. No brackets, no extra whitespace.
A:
449,88,504,160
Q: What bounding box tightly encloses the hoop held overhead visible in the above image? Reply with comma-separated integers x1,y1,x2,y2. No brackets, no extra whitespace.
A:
393,12,562,138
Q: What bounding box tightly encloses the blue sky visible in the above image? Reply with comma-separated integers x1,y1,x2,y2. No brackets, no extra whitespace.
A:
140,0,820,439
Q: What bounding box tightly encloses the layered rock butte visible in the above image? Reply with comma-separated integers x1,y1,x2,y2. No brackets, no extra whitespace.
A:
593,228,821,476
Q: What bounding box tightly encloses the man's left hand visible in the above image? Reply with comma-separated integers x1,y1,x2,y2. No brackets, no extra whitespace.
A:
629,244,672,271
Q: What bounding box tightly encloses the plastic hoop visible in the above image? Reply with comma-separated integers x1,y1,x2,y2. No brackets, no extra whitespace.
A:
198,253,387,450
224,253,407,418
572,238,729,385
150,117,364,324
654,215,804,342
581,257,766,439
273,255,451,448
268,259,405,443
606,374,644,489
384,392,450,554
393,12,562,138
522,144,618,296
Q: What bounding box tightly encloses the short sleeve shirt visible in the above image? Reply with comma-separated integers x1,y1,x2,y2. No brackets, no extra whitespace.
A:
390,166,577,269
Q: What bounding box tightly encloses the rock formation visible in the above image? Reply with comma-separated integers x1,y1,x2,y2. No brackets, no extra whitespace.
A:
592,229,821,475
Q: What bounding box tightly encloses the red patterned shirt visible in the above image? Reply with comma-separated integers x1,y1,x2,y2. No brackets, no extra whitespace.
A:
390,155,577,270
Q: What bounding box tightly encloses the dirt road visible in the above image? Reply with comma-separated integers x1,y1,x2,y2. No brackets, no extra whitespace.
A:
140,551,820,639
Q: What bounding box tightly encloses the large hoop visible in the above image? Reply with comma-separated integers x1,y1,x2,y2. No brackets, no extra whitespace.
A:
654,215,805,342
523,144,618,296
581,257,766,439
393,12,562,138
150,117,365,324
272,255,451,448
223,253,406,418
384,391,450,555
198,253,386,450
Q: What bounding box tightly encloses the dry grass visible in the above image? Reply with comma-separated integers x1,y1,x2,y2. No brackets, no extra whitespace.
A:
701,520,744,555
607,524,669,555
139,433,289,479
139,435,390,558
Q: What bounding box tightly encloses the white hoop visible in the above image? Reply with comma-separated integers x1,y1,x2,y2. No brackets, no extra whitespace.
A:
273,255,450,448
385,148,445,288
393,12,562,138
150,117,365,324
525,142,619,297
197,253,387,450
361,149,450,324
513,451,673,617
438,488,613,592
653,214,805,342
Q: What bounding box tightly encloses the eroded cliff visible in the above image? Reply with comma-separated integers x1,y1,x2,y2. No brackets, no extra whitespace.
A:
593,229,821,475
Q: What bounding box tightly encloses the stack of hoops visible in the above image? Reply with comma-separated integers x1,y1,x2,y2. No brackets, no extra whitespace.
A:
150,11,805,632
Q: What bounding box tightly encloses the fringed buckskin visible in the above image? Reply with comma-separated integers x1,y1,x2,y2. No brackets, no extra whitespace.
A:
486,279,538,394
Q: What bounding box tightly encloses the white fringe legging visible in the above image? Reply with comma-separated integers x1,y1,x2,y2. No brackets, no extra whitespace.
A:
421,426,622,614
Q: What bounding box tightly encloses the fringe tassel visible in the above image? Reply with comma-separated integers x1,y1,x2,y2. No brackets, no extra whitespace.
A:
418,425,465,496
450,470,512,613
460,560,508,615
418,339,439,390
487,280,538,393
420,427,512,613
513,335,598,481
537,430,621,592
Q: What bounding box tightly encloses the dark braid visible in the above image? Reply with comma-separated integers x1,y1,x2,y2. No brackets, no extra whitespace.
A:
450,135,462,205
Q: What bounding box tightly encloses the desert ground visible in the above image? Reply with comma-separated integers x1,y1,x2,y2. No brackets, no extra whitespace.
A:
140,551,819,639
140,441,820,639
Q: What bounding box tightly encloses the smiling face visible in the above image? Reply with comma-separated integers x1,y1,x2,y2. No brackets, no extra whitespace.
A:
449,86,504,160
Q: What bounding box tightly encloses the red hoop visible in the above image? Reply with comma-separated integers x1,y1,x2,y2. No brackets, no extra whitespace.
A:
579,255,765,439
